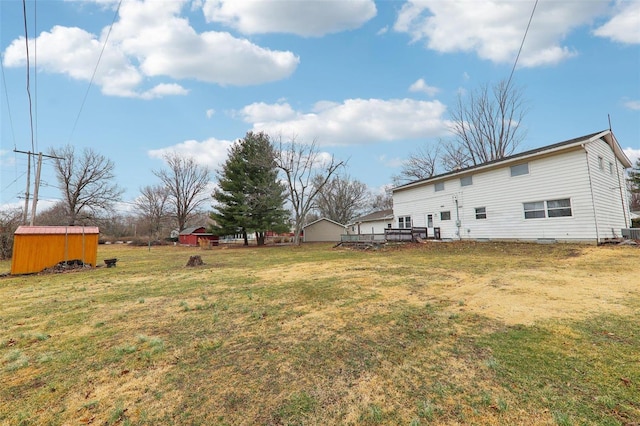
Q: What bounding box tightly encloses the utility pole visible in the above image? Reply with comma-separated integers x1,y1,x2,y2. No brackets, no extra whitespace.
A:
23,153,31,224
13,149,64,225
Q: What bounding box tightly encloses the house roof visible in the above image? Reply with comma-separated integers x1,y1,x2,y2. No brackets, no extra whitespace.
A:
351,209,394,224
179,226,207,235
303,217,346,229
15,225,100,235
393,130,632,193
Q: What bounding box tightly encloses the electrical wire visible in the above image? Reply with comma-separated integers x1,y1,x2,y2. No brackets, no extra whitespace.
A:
68,0,122,144
21,0,35,154
34,0,38,152
0,55,17,151
506,0,538,89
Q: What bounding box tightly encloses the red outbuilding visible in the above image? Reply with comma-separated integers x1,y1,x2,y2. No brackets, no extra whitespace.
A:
178,226,219,246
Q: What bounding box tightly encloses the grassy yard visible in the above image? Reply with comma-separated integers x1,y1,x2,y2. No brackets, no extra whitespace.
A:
1,242,638,425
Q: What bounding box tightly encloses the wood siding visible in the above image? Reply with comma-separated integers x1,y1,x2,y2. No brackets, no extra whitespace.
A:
393,137,629,243
11,232,99,275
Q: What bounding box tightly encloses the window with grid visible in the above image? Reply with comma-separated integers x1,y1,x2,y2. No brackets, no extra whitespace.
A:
523,201,545,219
546,199,572,217
398,216,412,229
475,207,487,219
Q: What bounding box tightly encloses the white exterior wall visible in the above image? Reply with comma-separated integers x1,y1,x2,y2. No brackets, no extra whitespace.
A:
348,219,392,235
393,147,606,242
584,139,631,239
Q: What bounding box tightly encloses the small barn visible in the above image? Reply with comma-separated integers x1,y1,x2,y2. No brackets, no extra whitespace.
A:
302,218,346,242
11,226,99,275
179,226,219,246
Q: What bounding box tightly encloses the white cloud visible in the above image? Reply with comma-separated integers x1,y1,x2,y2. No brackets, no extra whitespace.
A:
239,98,450,146
201,0,377,37
206,109,216,118
409,78,439,97
623,100,640,110
148,137,233,168
2,0,299,98
378,155,404,168
594,0,640,44
394,0,608,67
624,148,640,165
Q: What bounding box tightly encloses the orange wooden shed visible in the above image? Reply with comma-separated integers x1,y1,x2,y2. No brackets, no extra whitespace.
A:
11,226,100,275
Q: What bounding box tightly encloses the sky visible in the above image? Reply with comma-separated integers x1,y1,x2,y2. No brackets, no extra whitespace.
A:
1,0,639,216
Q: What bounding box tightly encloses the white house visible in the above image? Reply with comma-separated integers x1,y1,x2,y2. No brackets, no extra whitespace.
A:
348,209,394,235
392,130,632,244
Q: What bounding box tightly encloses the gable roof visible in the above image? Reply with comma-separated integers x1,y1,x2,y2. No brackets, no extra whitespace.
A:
351,209,394,224
393,130,632,193
15,225,100,235
179,226,207,235
303,217,346,229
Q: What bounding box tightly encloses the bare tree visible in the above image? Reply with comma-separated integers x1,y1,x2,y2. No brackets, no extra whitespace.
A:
448,79,527,168
274,136,344,245
369,186,393,211
153,152,210,231
394,144,441,185
0,207,23,259
135,184,171,240
36,201,72,225
49,145,124,225
313,174,368,225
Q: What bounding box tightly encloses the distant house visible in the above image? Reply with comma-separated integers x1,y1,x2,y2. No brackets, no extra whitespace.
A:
11,226,99,275
348,209,394,235
302,218,346,242
392,130,632,244
178,226,219,246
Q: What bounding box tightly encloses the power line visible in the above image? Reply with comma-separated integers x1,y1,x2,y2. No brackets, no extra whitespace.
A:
68,0,122,144
34,0,38,152
506,0,538,89
21,0,35,154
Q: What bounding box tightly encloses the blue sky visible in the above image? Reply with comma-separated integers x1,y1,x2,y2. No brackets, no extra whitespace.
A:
1,0,639,214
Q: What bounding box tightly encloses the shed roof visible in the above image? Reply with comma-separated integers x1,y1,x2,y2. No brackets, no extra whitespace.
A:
179,226,208,235
303,217,346,229
15,226,100,235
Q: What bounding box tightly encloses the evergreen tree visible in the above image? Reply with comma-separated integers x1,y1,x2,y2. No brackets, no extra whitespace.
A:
212,132,289,245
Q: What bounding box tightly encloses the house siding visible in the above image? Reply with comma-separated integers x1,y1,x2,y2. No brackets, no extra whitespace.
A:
584,138,631,240
393,136,629,243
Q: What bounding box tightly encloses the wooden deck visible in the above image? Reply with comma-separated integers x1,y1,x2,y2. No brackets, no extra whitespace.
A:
339,227,441,246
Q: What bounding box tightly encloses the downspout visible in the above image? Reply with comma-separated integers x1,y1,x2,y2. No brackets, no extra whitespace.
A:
583,145,600,244
612,151,629,228
454,196,461,240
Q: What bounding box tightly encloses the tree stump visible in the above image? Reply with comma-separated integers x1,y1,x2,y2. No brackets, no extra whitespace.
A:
186,255,204,267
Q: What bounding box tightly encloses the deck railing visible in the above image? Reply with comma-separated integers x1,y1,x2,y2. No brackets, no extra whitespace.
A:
340,227,441,244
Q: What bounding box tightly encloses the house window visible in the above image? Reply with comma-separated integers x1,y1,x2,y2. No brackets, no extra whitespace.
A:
510,163,529,177
598,156,604,171
475,207,487,219
460,176,473,187
398,216,412,229
523,201,545,219
387,223,392,228
547,198,572,217
440,211,451,221
523,199,572,219
434,182,445,192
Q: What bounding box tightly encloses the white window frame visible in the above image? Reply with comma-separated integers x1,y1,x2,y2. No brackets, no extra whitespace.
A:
434,182,445,192
475,207,487,219
440,211,451,221
523,198,572,219
460,176,473,187
398,216,412,229
510,163,529,177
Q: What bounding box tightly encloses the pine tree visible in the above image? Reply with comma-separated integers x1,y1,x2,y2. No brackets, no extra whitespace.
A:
212,132,289,246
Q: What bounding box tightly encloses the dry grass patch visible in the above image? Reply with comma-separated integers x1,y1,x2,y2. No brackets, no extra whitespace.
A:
1,241,638,425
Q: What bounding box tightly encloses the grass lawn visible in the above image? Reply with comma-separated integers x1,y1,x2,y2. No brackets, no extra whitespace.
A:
1,241,638,425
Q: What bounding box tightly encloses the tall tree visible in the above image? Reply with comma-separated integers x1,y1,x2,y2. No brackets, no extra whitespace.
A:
628,158,640,212
212,132,289,246
135,184,171,240
369,186,393,211
274,136,344,245
394,144,440,185
49,145,123,225
313,174,368,225
0,207,23,260
153,152,210,232
447,79,527,169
